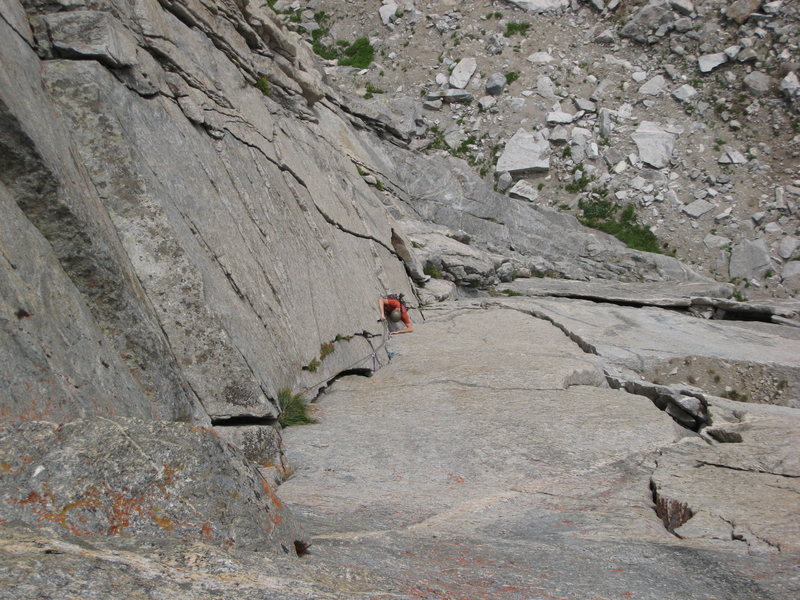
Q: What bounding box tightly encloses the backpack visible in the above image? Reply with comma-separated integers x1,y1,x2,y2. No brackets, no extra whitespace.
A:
387,293,407,308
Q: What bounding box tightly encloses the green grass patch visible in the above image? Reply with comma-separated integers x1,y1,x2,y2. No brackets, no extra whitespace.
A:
338,37,374,68
277,388,316,427
504,22,530,37
364,82,385,99
306,13,373,68
255,76,270,96
578,201,662,254
424,263,443,279
505,71,519,84
564,174,591,193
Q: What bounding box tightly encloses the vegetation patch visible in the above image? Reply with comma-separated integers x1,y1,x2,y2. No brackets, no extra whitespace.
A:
303,358,320,373
277,388,316,427
255,77,270,96
304,12,373,68
722,389,749,403
364,82,385,99
578,199,662,254
732,289,748,302
338,37,375,68
319,342,335,360
505,71,519,84
424,263,443,279
504,22,530,37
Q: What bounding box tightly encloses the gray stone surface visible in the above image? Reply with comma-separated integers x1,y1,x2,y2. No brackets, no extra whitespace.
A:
683,198,716,218
501,295,800,386
672,83,698,102
44,11,138,68
726,0,763,24
730,239,772,280
620,2,673,43
654,402,800,553
0,0,414,426
501,279,735,306
508,179,541,202
384,149,705,283
277,305,800,599
639,74,667,96
743,71,773,96
448,57,477,89
0,418,301,552
698,53,728,73
506,0,570,11
495,128,551,174
485,72,506,95
631,121,676,168
779,236,799,259
782,261,800,291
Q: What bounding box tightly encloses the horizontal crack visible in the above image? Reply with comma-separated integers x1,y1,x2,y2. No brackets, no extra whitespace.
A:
376,379,567,393
695,460,800,479
211,415,276,427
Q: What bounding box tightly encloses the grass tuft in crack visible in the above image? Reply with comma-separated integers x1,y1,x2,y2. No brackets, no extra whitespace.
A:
277,388,316,427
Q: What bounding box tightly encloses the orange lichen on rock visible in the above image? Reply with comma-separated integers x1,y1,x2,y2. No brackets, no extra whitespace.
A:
260,477,283,509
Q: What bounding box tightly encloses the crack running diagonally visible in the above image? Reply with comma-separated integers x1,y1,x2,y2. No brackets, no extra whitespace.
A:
695,460,800,479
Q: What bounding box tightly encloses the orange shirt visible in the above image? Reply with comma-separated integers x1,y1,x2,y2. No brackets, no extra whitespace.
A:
384,298,411,325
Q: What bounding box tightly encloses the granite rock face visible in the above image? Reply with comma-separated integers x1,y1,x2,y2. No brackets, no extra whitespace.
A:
0,0,412,560
0,418,301,552
4,0,799,596
0,0,415,428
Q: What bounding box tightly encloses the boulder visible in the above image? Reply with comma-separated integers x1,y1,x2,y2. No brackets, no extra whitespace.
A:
729,239,772,280
449,57,477,89
485,72,506,95
778,236,798,260
781,261,800,291
669,0,694,15
495,129,551,175
526,51,554,64
682,199,716,218
780,72,799,96
505,0,570,10
726,0,763,24
743,71,773,96
508,180,541,202
698,53,728,73
546,110,576,124
704,234,732,248
671,84,697,102
379,2,398,26
416,277,456,304
639,74,667,96
620,2,674,43
718,150,748,164
414,232,498,287
439,89,474,103
631,121,676,169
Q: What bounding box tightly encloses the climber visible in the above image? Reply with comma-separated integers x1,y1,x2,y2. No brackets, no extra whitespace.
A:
378,294,414,334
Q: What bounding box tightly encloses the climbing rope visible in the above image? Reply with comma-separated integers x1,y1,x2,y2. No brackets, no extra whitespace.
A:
299,319,390,396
